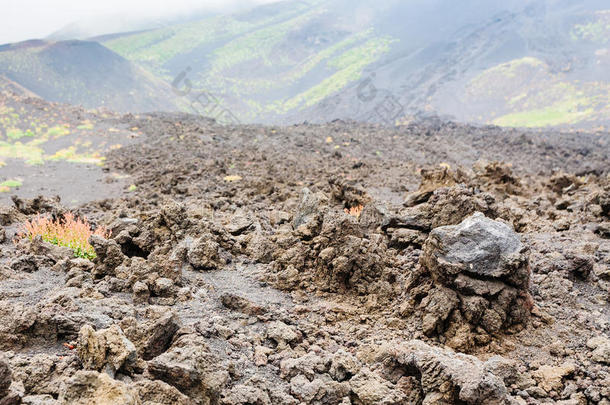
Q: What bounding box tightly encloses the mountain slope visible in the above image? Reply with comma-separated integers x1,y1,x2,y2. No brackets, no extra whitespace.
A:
0,40,184,113
0,0,607,127
99,0,609,127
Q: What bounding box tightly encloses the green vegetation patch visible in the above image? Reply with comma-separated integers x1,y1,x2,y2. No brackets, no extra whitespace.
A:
209,10,320,76
493,87,596,127
571,11,610,44
281,36,395,111
0,179,22,188
103,2,314,75
48,146,104,165
6,128,35,140
0,141,44,165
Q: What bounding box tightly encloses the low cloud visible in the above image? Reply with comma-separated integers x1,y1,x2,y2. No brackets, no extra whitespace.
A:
1,0,285,44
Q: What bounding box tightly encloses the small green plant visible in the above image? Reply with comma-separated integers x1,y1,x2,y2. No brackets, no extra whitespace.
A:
19,212,109,260
0,179,22,192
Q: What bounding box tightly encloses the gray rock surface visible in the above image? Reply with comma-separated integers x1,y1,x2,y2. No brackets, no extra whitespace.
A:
417,212,531,343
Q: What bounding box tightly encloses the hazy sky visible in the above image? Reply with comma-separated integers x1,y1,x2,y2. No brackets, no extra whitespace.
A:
0,0,284,44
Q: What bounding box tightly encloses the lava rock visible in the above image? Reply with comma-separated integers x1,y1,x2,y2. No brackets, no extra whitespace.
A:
0,358,11,398
187,235,222,271
587,337,610,365
76,324,137,377
418,212,531,340
89,235,126,277
382,340,515,404
57,371,138,405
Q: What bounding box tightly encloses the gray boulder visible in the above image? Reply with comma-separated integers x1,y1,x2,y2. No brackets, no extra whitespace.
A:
422,212,529,288
418,212,531,339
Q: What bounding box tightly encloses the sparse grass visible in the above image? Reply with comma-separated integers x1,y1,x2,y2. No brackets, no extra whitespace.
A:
0,179,22,193
0,141,44,165
47,146,104,165
7,128,35,140
0,179,22,188
76,121,94,130
19,212,109,260
571,11,610,44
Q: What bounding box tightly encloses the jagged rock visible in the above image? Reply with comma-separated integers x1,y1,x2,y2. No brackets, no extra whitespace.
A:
422,211,528,282
0,391,21,405
187,235,222,270
220,293,266,316
289,374,350,403
266,321,300,349
418,212,531,339
484,356,520,386
293,188,328,234
29,236,73,263
599,189,610,217
0,358,11,398
329,176,371,208
7,352,79,397
57,371,139,405
220,384,271,405
11,195,63,216
350,368,408,404
0,206,22,226
380,340,515,404
404,165,465,206
245,232,274,263
133,379,192,405
587,337,610,365
148,334,228,402
152,277,174,296
280,352,329,380
159,201,191,238
225,211,253,235
132,281,150,304
20,394,56,405
274,204,394,296
387,227,427,249
89,235,125,277
532,363,576,393
76,324,137,377
549,173,582,195
401,185,496,231
473,161,522,196
9,255,38,273
120,313,180,361
329,350,361,382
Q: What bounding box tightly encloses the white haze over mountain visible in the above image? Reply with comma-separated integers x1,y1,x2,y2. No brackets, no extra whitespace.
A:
0,0,287,44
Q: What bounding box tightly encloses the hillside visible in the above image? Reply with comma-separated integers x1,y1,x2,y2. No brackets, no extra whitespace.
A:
100,0,609,127
0,40,184,113
0,0,607,127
